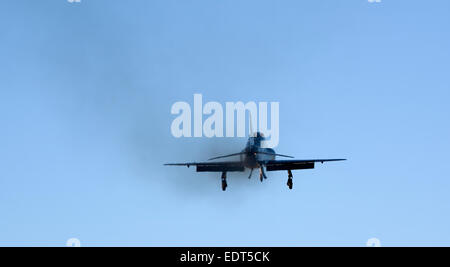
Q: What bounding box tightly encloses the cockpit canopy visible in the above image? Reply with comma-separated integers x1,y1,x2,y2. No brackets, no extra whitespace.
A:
252,132,265,138
247,132,266,147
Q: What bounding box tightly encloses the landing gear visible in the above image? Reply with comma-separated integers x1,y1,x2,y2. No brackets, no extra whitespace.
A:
221,171,227,191
259,167,267,182
287,170,293,190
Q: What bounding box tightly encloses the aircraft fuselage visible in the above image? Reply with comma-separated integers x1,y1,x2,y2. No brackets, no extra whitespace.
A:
240,133,275,169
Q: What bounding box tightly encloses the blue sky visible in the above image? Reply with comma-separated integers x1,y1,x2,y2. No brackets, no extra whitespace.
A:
1,0,450,246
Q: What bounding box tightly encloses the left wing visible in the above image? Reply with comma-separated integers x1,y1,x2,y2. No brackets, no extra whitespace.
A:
263,159,346,171
164,161,245,172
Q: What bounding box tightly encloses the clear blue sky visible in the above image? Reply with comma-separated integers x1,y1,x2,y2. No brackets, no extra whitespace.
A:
1,0,450,246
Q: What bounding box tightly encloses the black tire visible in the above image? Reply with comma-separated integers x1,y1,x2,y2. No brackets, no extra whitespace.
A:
287,179,293,189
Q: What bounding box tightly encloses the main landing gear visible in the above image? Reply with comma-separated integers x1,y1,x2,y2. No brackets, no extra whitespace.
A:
287,170,293,190
221,171,227,191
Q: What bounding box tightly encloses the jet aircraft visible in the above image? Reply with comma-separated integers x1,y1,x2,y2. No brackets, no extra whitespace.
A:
165,132,346,191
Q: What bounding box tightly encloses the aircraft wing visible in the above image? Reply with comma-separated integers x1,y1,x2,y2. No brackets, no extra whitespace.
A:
263,159,346,171
164,161,245,172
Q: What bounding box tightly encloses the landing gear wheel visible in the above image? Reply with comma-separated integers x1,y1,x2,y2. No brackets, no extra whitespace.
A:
222,180,227,191
221,171,227,191
287,178,293,190
287,170,293,189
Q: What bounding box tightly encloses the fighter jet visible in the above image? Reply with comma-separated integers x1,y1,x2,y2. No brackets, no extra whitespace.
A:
165,132,346,191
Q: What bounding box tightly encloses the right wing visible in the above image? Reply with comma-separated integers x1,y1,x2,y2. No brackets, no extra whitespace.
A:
164,161,245,172
264,159,346,171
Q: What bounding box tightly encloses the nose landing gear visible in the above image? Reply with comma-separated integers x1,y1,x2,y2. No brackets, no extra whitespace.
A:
259,167,267,182
221,171,227,191
287,170,293,189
